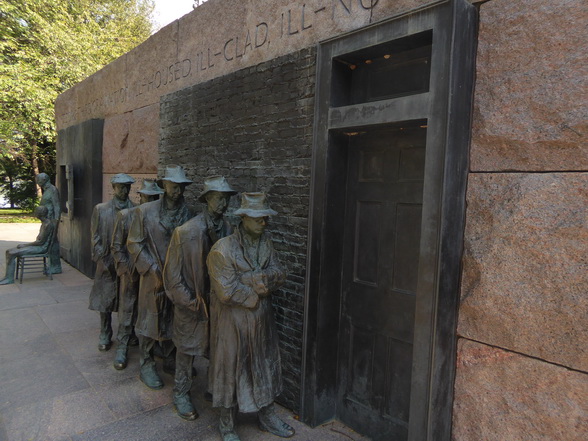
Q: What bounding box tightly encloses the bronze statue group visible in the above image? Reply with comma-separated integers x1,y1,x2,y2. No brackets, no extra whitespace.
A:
88,166,294,441
0,173,61,286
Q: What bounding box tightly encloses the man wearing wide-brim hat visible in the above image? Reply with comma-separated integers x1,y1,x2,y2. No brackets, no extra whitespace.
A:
89,173,136,352
128,166,195,390
164,176,237,420
207,193,295,441
111,179,164,370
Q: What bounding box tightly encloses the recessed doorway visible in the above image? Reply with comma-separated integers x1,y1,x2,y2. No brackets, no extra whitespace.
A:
301,2,477,440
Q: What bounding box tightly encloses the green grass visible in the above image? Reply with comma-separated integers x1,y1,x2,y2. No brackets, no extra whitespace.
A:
0,209,40,223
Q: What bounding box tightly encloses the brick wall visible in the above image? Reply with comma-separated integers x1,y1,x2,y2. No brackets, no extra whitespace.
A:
159,47,316,411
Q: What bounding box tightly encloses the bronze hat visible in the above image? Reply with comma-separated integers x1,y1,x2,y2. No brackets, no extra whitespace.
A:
110,173,135,185
138,179,164,195
158,165,193,185
234,192,277,217
198,176,237,202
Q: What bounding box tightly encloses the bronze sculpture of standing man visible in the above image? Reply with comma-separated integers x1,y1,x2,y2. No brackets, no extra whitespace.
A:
111,179,164,370
164,176,237,420
36,172,62,274
207,193,294,441
89,173,136,351
128,165,194,390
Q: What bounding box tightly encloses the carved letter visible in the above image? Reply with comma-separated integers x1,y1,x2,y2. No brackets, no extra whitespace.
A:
182,59,191,77
235,37,243,58
208,48,214,68
288,9,299,35
243,30,252,55
224,39,234,61
334,0,352,15
255,22,269,47
302,4,312,31
154,70,162,88
199,52,207,71
174,61,181,80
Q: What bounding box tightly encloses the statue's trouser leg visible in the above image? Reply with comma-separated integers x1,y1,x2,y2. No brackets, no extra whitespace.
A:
49,240,61,273
139,335,155,368
219,406,237,435
161,340,177,373
138,335,164,389
114,297,133,368
99,312,112,344
116,326,130,351
174,352,194,397
161,339,175,358
2,250,17,282
116,288,134,350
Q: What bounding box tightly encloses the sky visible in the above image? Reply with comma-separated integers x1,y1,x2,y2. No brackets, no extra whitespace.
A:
152,0,205,30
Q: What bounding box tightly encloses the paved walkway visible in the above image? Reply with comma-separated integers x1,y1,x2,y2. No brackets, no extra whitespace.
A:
0,224,368,441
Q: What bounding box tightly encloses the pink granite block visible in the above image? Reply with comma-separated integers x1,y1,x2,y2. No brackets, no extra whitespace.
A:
459,172,588,371
471,0,588,171
452,339,588,441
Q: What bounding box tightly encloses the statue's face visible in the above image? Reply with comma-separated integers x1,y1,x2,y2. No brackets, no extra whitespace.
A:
139,193,159,204
35,175,48,186
206,191,230,217
113,183,130,201
242,215,268,239
163,181,184,202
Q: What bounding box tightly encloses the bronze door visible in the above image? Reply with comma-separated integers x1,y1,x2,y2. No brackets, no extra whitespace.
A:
337,124,426,441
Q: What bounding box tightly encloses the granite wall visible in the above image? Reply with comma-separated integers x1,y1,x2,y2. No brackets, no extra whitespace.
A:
452,0,588,440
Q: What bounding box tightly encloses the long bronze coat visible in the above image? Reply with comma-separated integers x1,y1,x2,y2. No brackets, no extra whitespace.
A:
163,212,233,355
39,182,62,272
127,198,193,341
111,208,140,330
207,226,286,412
89,198,135,312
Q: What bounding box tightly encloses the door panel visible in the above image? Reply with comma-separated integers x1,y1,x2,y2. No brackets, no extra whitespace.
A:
337,124,426,440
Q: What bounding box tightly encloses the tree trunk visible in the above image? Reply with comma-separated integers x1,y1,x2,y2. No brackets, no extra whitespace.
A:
7,175,15,208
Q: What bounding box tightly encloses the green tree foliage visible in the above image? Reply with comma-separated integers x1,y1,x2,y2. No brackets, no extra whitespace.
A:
0,0,154,207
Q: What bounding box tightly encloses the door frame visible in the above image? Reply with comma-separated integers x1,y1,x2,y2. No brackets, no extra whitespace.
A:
300,1,477,440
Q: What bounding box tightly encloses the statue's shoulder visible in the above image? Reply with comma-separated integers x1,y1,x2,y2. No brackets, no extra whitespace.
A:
211,231,238,254
175,214,206,242
117,207,131,219
136,199,160,217
94,201,110,212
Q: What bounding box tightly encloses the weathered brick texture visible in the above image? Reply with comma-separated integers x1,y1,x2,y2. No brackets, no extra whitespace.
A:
159,47,316,411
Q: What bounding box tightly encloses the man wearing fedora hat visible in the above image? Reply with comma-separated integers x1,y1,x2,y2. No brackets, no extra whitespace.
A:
164,176,237,420
128,165,195,390
111,179,164,370
207,193,294,440
89,173,136,352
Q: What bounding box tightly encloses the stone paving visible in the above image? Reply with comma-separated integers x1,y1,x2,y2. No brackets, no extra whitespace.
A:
0,224,369,441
